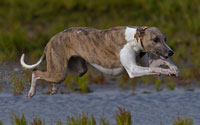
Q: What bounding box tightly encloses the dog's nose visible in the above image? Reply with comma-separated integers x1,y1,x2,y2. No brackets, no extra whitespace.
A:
168,50,174,57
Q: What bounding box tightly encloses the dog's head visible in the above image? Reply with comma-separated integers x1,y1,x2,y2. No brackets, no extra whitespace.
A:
137,27,174,59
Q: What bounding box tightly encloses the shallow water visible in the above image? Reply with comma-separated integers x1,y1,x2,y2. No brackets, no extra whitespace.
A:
0,63,200,125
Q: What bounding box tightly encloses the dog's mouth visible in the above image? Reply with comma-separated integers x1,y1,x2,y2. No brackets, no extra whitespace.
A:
159,55,168,59
154,52,169,59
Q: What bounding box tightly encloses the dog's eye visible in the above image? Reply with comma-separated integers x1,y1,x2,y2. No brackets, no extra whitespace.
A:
153,37,159,43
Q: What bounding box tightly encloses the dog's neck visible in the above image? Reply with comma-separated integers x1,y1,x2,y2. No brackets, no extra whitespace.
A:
124,27,144,54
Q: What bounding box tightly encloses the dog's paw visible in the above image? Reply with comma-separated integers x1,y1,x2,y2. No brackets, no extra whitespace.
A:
169,65,179,76
27,89,35,98
151,69,161,75
152,68,170,76
50,89,57,95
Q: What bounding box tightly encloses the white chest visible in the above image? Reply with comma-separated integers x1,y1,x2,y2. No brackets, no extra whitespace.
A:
124,27,143,53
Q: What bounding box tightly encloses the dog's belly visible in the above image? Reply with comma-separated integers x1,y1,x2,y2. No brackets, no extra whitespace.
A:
91,64,124,76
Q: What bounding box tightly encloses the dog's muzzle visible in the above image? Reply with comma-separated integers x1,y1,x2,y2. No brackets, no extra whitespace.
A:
155,50,174,59
168,50,174,57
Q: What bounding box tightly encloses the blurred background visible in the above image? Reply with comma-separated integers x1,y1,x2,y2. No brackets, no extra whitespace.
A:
0,0,200,89
0,0,200,124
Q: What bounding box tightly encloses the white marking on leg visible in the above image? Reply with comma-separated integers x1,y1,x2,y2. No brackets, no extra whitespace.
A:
50,83,57,95
27,72,40,98
121,27,177,78
77,30,81,34
120,43,171,78
150,59,178,76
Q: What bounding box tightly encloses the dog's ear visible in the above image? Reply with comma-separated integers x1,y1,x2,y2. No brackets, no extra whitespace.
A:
137,26,148,37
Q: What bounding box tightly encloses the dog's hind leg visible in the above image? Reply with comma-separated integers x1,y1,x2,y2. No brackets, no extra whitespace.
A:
27,72,40,98
27,49,68,98
50,83,57,95
27,67,67,98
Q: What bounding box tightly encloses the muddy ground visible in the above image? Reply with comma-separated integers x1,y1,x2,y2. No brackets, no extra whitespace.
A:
0,62,200,125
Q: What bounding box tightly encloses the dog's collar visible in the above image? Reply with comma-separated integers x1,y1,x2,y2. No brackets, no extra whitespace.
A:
135,26,148,51
134,30,144,51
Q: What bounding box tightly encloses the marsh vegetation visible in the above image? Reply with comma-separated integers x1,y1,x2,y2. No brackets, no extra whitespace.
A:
0,108,194,125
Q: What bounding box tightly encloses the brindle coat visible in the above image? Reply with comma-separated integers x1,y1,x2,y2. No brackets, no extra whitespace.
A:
35,27,133,83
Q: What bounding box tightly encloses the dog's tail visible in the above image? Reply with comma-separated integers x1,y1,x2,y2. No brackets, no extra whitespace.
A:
20,52,45,69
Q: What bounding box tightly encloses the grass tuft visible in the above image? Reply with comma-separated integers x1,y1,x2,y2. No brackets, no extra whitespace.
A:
30,117,44,125
11,113,26,125
56,120,62,125
0,110,194,125
22,69,31,84
155,79,162,92
65,73,91,93
167,83,175,90
100,116,110,125
66,112,96,125
173,114,194,125
115,107,131,125
0,84,3,92
88,72,105,85
11,75,26,96
117,73,130,88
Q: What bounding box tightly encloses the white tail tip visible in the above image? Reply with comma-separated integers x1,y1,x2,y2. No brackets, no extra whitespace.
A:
20,53,42,69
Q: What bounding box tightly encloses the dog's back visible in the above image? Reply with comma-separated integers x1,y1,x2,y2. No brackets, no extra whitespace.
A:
58,27,127,68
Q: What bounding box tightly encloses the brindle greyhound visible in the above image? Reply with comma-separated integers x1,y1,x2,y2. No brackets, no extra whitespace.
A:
20,26,178,98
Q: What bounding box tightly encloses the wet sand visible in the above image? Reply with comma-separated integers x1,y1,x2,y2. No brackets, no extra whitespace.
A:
0,63,200,125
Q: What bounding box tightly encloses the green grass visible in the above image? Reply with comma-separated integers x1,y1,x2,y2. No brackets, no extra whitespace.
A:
117,73,130,88
167,83,175,91
65,73,91,93
11,113,26,125
143,90,152,94
11,75,26,96
66,113,96,125
0,84,3,92
88,72,105,85
22,69,31,84
155,79,162,92
0,110,195,125
10,113,45,125
77,74,91,93
115,107,131,125
56,121,62,125
30,117,44,125
173,114,194,125
99,116,110,125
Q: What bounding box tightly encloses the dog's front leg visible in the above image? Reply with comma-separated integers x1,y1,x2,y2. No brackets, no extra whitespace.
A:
123,64,174,78
149,59,178,76
120,46,173,78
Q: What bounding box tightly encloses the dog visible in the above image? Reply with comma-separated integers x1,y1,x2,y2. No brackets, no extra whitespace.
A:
20,26,178,98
